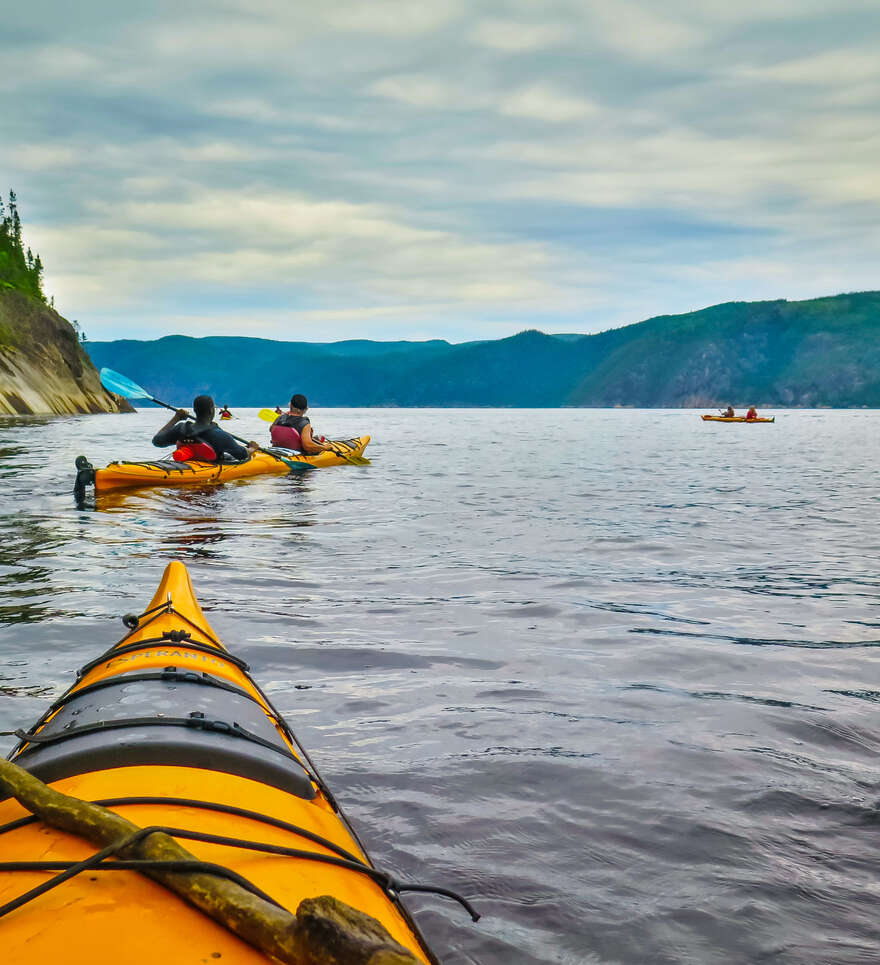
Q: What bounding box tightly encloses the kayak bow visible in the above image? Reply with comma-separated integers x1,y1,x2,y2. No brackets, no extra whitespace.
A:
0,562,469,963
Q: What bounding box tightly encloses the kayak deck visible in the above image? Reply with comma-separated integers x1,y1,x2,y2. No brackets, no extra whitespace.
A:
0,560,443,964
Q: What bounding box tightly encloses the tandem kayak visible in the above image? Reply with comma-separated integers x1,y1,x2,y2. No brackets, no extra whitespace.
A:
0,561,473,963
701,415,775,423
73,437,370,496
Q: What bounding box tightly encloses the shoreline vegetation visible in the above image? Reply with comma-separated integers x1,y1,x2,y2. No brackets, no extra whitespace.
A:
88,291,880,409
0,192,129,415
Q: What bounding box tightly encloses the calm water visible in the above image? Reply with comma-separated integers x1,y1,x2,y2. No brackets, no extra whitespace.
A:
1,408,879,964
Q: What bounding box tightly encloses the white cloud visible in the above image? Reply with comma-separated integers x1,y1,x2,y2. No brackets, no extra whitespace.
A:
368,74,470,109
582,0,705,59
321,0,463,36
738,48,880,86
370,74,597,124
207,97,292,124
499,83,598,123
9,144,80,170
469,19,568,52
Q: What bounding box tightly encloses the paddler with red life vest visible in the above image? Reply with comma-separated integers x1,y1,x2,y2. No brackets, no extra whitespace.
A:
270,394,334,455
152,395,259,463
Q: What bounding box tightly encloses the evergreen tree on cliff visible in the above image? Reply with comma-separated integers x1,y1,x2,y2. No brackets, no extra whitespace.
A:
0,191,46,302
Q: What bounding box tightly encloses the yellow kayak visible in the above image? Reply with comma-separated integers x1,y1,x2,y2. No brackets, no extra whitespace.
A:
0,561,470,963
74,437,370,495
701,415,775,423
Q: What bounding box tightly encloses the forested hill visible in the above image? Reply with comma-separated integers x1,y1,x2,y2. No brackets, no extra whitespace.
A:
86,291,880,408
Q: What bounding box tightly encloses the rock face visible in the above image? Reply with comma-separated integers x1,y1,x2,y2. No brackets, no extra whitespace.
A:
0,290,130,415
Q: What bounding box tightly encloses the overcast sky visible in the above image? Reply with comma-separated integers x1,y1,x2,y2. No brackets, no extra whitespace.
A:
3,0,879,342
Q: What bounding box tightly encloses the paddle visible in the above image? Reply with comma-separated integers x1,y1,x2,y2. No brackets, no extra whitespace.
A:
99,368,313,472
257,408,370,465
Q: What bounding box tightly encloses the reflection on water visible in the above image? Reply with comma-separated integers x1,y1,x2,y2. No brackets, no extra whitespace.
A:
1,408,880,963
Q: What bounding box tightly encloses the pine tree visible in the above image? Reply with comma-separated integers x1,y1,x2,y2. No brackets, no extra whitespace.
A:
0,190,47,303
9,191,22,246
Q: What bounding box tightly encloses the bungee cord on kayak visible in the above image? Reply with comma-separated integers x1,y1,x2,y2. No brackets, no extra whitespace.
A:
0,816,481,922
72,633,250,677
119,596,226,645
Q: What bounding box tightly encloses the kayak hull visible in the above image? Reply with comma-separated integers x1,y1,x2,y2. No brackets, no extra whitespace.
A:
0,560,433,964
701,415,775,423
89,436,370,492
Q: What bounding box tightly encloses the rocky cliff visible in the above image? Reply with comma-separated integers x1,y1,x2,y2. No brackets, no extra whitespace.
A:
0,290,130,415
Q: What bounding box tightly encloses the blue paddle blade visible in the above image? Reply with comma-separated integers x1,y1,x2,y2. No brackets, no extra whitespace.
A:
99,368,154,400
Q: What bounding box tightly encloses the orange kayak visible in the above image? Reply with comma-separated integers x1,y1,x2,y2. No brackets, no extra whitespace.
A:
701,415,775,423
0,561,472,962
73,437,370,495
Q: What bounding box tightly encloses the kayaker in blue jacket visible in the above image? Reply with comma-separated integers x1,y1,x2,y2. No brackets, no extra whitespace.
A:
152,395,257,462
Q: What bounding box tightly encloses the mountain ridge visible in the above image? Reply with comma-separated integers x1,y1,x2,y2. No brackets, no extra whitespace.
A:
85,290,880,408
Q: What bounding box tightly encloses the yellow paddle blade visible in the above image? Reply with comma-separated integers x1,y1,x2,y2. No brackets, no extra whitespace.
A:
258,408,279,422
329,444,371,466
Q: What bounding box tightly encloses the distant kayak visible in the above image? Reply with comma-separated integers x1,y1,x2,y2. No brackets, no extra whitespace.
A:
701,415,775,423
74,437,371,495
219,413,233,420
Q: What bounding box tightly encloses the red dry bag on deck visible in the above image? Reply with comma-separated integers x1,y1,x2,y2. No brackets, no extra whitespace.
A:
172,442,218,462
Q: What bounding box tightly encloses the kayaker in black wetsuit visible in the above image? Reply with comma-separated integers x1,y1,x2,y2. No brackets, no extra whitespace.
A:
270,394,334,454
152,395,258,462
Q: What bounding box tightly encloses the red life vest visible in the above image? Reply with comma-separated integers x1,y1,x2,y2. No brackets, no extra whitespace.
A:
172,442,218,462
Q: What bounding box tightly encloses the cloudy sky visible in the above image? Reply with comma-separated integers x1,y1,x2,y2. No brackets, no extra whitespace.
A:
3,0,879,342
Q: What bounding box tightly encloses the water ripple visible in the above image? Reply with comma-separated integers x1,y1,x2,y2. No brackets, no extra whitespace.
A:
1,408,879,963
